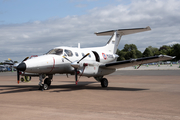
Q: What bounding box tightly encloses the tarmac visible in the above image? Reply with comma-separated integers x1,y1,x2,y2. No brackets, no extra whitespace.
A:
0,65,180,120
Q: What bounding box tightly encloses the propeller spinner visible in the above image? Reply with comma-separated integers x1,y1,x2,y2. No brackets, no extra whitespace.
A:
16,57,28,84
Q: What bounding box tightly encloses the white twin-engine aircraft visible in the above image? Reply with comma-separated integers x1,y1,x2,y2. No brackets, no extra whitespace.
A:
16,26,174,90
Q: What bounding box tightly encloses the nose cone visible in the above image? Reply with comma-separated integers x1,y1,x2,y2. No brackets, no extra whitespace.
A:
17,62,26,71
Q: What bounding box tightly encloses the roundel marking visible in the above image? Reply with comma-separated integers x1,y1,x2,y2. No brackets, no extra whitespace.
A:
102,53,107,60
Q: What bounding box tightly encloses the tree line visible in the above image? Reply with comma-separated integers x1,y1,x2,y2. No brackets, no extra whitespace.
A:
116,43,180,61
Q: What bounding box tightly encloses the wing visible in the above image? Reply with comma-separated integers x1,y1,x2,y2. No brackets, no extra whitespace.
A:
100,55,175,69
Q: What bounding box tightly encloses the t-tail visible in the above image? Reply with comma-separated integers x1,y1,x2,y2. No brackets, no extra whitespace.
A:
95,26,151,54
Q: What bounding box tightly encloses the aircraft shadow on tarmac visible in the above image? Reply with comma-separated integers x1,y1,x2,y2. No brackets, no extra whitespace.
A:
0,81,148,94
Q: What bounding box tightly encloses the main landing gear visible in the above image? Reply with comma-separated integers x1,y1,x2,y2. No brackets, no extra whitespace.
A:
39,74,53,90
94,77,108,88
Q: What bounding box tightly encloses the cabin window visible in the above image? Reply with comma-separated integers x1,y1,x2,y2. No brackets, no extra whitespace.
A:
75,52,78,57
82,53,85,57
64,49,73,57
46,49,63,55
89,54,91,58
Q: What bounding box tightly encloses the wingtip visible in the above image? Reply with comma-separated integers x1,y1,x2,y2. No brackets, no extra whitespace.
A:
159,55,176,59
146,26,151,30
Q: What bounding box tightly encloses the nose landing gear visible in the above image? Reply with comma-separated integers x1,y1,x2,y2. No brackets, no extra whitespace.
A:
39,74,53,90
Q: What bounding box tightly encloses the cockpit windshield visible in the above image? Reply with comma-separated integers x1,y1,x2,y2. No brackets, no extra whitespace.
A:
46,48,63,55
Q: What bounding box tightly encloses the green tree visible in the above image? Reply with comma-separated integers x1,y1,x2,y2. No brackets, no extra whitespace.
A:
136,50,142,58
147,46,159,56
143,48,153,57
116,49,126,61
171,44,180,61
159,45,172,55
123,44,137,52
116,44,142,61
14,61,18,63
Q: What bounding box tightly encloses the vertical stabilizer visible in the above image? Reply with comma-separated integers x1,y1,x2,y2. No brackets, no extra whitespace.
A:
95,26,151,54
105,32,122,53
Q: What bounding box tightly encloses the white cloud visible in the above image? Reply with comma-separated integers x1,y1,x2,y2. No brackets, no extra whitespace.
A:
166,41,180,46
0,0,180,62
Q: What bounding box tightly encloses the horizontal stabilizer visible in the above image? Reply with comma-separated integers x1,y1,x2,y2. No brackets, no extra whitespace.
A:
100,55,175,69
95,26,151,36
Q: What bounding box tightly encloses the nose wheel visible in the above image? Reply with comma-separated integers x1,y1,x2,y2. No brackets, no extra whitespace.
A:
43,84,49,90
43,78,52,90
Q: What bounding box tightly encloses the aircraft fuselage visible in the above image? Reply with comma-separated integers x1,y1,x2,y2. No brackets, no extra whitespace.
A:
22,46,117,77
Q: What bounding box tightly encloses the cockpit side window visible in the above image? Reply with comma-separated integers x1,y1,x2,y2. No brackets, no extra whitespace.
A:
75,52,78,57
46,49,63,55
82,53,85,57
64,49,73,57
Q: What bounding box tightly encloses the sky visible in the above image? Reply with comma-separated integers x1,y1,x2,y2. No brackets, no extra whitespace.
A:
0,0,180,62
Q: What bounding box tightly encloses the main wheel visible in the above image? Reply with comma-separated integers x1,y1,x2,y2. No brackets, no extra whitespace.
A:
101,78,108,88
44,78,51,86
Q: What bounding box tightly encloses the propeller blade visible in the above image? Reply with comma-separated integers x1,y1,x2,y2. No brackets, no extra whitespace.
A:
17,70,20,84
8,58,14,63
22,57,29,62
77,53,89,63
75,68,78,85
63,56,72,63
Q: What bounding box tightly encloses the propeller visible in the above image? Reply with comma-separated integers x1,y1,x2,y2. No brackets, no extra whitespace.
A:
63,53,89,85
16,57,29,84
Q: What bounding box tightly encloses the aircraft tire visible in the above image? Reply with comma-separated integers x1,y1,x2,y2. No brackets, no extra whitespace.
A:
101,78,108,88
44,78,51,86
25,76,31,82
21,77,24,82
43,84,49,90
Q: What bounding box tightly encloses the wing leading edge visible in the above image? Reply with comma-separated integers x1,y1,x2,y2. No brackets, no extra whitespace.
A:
100,55,175,69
